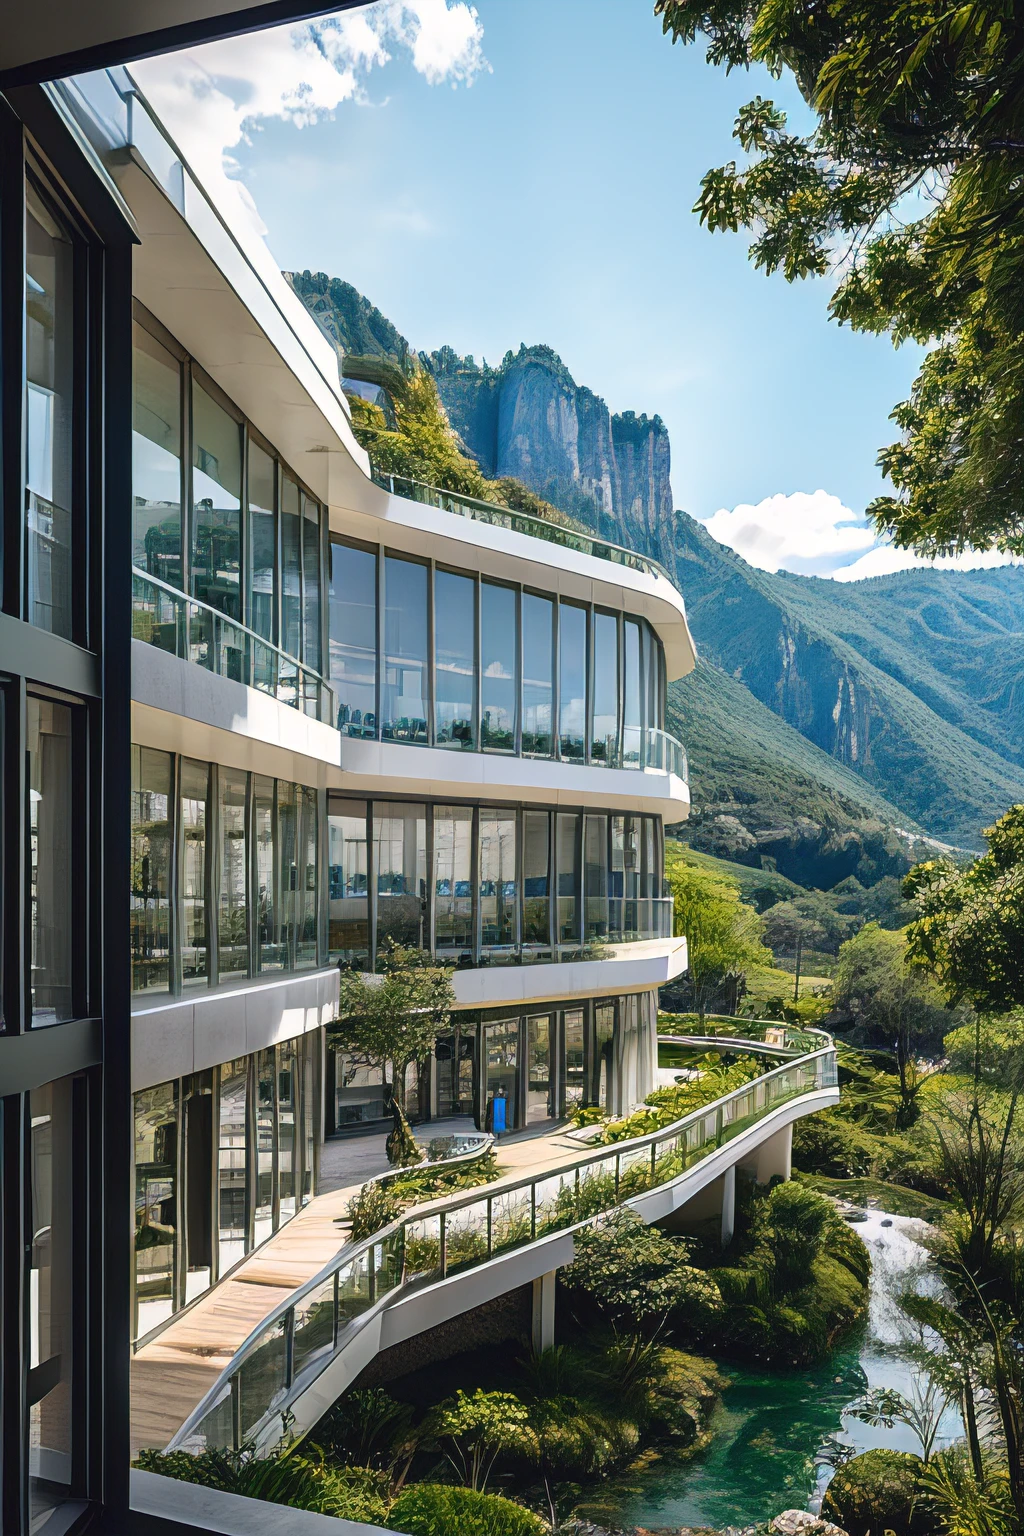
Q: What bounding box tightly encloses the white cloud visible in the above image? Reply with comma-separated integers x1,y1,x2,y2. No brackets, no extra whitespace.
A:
701,488,1021,581
702,490,876,576
131,2,487,201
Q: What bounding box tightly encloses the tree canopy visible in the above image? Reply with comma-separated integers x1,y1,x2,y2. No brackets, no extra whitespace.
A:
666,849,773,1021
656,0,1024,556
905,803,1024,1011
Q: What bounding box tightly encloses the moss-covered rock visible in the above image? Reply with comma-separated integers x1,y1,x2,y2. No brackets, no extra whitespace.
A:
822,1449,937,1536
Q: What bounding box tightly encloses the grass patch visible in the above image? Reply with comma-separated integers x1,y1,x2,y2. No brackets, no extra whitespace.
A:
794,1172,950,1224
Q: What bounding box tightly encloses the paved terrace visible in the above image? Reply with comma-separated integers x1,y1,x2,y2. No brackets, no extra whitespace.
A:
130,1117,608,1456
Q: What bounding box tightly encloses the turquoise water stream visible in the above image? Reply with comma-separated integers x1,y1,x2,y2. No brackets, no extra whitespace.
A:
606,1210,962,1530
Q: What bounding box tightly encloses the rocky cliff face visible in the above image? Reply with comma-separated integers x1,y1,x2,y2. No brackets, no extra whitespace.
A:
427,345,674,558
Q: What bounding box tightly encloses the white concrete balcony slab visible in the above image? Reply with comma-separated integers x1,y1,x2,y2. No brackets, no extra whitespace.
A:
450,936,688,1011
131,967,338,1093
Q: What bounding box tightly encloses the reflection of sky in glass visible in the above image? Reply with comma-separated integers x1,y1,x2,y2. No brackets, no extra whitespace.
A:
133,431,180,503
27,384,54,500
193,464,240,509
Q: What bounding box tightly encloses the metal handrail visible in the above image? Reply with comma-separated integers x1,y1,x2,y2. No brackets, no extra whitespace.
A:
168,1025,837,1456
132,567,337,726
374,471,680,590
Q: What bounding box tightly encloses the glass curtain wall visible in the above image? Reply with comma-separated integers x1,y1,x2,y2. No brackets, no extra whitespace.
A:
27,696,74,1025
132,311,327,672
130,754,324,995
522,811,551,957
374,803,427,951
479,808,517,957
329,537,668,763
132,1036,319,1340
433,805,474,959
328,801,369,966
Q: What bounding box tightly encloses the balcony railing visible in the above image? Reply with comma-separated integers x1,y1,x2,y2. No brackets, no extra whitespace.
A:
169,1027,836,1458
132,569,337,726
375,472,678,588
643,727,688,782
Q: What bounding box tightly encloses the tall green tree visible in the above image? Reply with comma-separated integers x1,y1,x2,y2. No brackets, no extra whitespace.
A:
666,851,773,1024
834,922,952,1126
331,943,455,1166
905,804,1024,1012
656,0,1024,556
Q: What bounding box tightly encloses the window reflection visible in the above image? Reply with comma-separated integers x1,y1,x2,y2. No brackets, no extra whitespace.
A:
591,612,619,765
28,696,73,1025
584,814,609,940
29,1077,76,1528
180,759,209,987
556,812,580,950
297,786,318,969
133,324,183,590
382,556,428,743
434,805,474,958
134,1081,178,1338
481,582,517,751
558,602,587,760
302,493,322,674
217,1060,249,1274
25,185,75,639
248,441,276,644
219,770,248,977
522,810,551,954
434,569,476,749
329,543,377,737
623,619,642,768
479,808,517,957
374,803,427,951
191,381,242,620
328,802,369,966
281,475,303,662
522,593,554,756
131,746,172,993
254,775,282,972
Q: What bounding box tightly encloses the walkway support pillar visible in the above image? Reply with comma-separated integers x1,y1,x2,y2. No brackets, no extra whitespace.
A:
753,1123,792,1185
532,1270,556,1354
720,1163,736,1247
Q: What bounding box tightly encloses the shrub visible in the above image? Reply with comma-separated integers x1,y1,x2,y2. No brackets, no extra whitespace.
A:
134,1446,389,1523
388,1482,546,1536
822,1448,938,1535
561,1208,722,1334
346,1180,404,1240
792,1107,884,1177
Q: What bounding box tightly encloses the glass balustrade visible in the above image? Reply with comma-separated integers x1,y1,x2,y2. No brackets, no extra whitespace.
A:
172,1030,837,1459
133,568,336,725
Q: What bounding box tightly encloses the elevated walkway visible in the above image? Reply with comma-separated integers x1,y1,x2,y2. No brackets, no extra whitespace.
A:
137,1027,838,1461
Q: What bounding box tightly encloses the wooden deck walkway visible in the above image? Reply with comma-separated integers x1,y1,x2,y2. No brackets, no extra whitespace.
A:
130,1121,597,1456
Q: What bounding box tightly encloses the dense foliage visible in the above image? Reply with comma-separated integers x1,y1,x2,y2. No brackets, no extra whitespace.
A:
389,1482,547,1536
822,1448,936,1536
665,846,773,1020
561,1209,722,1333
657,0,1024,560
905,804,1024,1011
134,1445,389,1524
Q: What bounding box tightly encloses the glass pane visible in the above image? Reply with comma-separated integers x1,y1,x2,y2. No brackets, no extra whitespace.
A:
481,582,516,751
278,1039,297,1221
183,1072,213,1303
434,568,476,749
276,781,299,966
180,759,210,987
255,1049,275,1243
191,381,242,619
300,1034,316,1202
623,619,641,767
329,541,377,737
522,810,550,953
133,322,182,589
302,493,321,672
293,1277,335,1377
558,602,587,760
527,1015,553,1123
434,805,474,959
281,474,302,660
592,1003,616,1109
484,1018,519,1132
254,775,284,972
296,786,318,968
584,815,609,942
131,745,173,994
591,612,619,765
522,593,553,756
219,769,248,977
335,1053,386,1127
479,808,517,956
134,1081,178,1338
382,556,428,743
564,1009,585,1110
26,186,74,639
556,811,580,951
217,1059,249,1275
238,1317,287,1439
28,697,73,1025
329,800,369,965
29,1077,75,1527
249,440,276,643
374,803,427,953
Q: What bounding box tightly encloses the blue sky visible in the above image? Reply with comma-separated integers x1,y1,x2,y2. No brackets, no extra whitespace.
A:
134,0,1014,580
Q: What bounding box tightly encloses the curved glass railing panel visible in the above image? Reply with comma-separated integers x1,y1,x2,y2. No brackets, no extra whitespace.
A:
374,472,679,589
132,569,337,726
644,727,688,782
169,1027,837,1458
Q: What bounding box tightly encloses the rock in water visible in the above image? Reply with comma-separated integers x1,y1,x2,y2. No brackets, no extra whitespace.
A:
770,1511,849,1536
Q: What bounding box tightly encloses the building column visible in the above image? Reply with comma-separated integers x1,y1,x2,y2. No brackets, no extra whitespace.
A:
720,1163,736,1247
752,1123,793,1185
531,1270,556,1354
